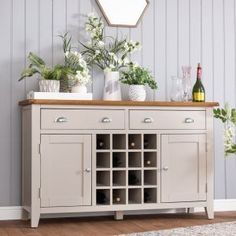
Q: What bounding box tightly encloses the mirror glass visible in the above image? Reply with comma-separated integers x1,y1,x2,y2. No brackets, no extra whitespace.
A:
96,0,149,27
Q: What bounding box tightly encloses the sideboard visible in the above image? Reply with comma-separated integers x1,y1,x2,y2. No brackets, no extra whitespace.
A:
19,99,219,228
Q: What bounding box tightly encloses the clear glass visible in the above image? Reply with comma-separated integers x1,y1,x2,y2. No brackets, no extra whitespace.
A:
182,66,192,101
170,76,184,102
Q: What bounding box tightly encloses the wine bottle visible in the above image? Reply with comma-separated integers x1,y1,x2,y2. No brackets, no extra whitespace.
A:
129,173,139,185
97,191,108,204
145,160,151,166
97,139,105,149
113,154,123,167
144,140,149,149
113,195,121,204
144,191,151,203
192,63,205,102
129,141,136,149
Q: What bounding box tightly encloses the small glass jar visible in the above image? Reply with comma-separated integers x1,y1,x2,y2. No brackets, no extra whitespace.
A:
170,76,184,102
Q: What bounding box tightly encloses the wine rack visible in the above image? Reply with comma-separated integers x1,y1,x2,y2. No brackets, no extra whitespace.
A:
95,133,158,206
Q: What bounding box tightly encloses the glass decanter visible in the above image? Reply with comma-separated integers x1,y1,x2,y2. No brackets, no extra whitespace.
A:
170,76,184,102
182,66,192,101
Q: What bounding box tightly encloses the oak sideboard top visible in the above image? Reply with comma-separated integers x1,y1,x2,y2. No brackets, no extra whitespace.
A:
19,99,219,107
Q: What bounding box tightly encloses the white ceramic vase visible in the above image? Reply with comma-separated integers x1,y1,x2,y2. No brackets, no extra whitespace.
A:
39,79,60,92
129,85,146,101
71,84,87,94
103,71,122,101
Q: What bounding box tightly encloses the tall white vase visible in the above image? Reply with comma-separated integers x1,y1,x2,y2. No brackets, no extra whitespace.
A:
103,71,122,101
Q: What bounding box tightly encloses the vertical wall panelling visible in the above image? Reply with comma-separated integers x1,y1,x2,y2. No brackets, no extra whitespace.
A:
52,0,67,65
213,0,226,199
224,0,236,198
155,0,166,100
2,0,236,206
0,0,12,206
166,0,178,100
25,0,40,93
40,0,53,66
189,0,201,76
11,0,26,205
142,0,155,101
178,0,190,74
202,0,213,101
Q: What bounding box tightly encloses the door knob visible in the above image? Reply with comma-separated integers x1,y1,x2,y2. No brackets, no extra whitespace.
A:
85,168,91,173
162,166,169,171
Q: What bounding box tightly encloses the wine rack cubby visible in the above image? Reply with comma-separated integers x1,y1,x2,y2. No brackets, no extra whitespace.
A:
95,133,158,205
113,152,126,168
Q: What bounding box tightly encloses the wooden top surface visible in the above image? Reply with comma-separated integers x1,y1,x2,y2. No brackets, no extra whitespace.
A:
19,99,219,107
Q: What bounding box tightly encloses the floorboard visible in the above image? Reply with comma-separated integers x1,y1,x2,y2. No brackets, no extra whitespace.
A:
0,212,235,236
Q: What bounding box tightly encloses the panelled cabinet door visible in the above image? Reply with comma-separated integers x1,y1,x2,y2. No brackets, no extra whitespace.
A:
161,134,207,202
40,135,91,207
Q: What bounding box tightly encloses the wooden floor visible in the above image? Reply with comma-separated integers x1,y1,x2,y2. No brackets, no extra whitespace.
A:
0,212,235,236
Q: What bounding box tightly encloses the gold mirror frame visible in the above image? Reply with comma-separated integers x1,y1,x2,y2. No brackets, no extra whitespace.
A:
96,0,149,28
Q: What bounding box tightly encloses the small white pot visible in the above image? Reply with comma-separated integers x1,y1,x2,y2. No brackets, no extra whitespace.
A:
71,84,87,94
39,79,60,93
103,71,122,101
129,85,146,101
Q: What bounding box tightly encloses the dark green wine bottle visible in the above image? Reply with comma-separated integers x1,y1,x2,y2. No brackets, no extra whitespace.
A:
192,63,205,102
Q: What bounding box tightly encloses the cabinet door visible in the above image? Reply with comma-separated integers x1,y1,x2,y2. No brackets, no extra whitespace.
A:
161,134,207,202
40,135,91,207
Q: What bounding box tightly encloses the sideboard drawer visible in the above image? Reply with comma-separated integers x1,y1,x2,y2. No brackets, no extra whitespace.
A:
129,110,206,130
41,109,125,130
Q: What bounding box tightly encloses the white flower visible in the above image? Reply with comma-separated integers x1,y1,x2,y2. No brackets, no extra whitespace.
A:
97,41,105,48
123,57,130,65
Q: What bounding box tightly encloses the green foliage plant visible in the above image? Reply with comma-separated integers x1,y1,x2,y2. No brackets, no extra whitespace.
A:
214,104,236,156
120,64,158,90
19,52,73,81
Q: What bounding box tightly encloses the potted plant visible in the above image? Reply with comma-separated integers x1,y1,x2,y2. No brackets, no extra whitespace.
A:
120,64,158,101
60,34,91,93
19,52,72,93
80,13,141,100
214,104,236,156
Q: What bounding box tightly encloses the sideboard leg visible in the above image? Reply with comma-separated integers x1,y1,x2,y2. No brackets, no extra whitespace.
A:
205,206,214,220
114,211,124,220
30,211,40,228
187,208,194,214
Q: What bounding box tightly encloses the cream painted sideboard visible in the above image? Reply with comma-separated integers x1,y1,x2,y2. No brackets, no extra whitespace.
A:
19,99,218,228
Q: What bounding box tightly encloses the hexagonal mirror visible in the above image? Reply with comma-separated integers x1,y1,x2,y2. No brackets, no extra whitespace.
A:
96,0,149,27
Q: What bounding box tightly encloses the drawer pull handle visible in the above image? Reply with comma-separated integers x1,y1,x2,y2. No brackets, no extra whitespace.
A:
85,168,91,173
55,117,68,123
144,118,154,124
162,166,169,171
185,118,195,123
102,117,112,123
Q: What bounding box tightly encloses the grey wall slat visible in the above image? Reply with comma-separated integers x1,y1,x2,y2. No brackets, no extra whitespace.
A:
166,0,178,100
155,0,166,100
2,0,236,206
202,0,213,101
52,0,67,65
224,0,236,199
0,0,12,206
213,0,226,199
40,0,53,66
25,0,40,93
11,0,26,205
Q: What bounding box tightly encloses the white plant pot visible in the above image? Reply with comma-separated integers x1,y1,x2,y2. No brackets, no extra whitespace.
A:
129,85,146,101
103,71,122,101
71,84,87,94
39,79,60,93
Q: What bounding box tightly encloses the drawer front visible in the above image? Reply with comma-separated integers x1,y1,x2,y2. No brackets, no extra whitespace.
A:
129,110,206,130
41,109,125,130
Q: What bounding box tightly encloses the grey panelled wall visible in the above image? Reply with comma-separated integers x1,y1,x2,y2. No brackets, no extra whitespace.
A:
0,0,236,206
